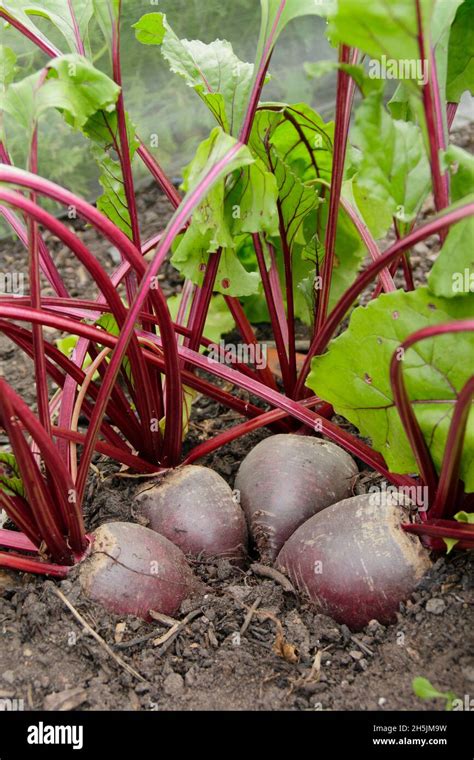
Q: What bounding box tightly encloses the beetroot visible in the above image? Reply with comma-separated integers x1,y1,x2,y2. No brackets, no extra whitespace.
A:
79,521,196,620
276,492,432,630
234,434,358,561
135,465,248,563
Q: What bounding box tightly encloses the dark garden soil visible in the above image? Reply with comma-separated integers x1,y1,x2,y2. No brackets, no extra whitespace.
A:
0,124,472,712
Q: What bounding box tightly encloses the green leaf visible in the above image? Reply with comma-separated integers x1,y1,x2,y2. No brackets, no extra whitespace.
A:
0,452,25,499
447,0,474,102
0,0,94,54
444,145,474,202
343,176,393,241
329,0,462,130
133,13,255,135
0,69,40,131
275,158,320,251
306,287,474,489
171,128,262,298
95,312,132,384
428,147,474,298
56,316,132,381
167,293,235,347
0,52,133,237
55,334,80,359
180,128,256,251
258,0,332,58
428,214,474,299
172,226,260,298
386,0,464,125
313,199,367,313
0,54,120,131
295,189,368,324
182,126,254,193
82,108,140,239
250,105,332,321
44,54,120,129
251,104,334,185
158,385,195,442
92,0,119,53
0,45,16,87
443,537,458,554
226,159,279,237
446,509,474,549
352,91,431,224
92,147,132,238
287,210,365,326
413,676,446,700
328,0,456,64
412,677,456,710
249,103,364,323
250,105,331,250
454,510,474,523
132,12,165,45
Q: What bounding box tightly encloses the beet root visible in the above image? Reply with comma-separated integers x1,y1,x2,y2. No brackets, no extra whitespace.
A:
276,492,432,630
135,465,248,563
234,434,358,561
79,521,197,620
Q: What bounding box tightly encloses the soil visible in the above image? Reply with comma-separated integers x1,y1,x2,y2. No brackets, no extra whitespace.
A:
0,125,472,713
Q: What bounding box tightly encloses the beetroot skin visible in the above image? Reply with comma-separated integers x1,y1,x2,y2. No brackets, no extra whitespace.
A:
234,434,358,561
135,465,248,563
277,492,432,630
79,521,196,620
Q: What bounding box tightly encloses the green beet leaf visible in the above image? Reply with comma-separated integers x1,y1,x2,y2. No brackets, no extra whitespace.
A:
0,452,25,499
171,128,264,298
328,0,460,67
0,0,94,54
0,45,16,89
133,13,255,135
0,54,120,132
351,91,431,224
306,288,474,490
428,147,474,299
167,293,235,347
447,0,474,102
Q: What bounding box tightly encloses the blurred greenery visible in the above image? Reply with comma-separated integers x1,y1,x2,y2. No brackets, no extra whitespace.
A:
0,0,336,214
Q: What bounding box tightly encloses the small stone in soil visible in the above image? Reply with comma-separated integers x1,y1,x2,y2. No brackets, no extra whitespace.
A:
217,560,233,580
185,667,198,687
163,672,185,697
425,598,446,615
2,670,15,685
340,625,352,644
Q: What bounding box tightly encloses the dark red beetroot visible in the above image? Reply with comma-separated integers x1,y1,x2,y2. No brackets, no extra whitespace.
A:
134,465,248,563
234,434,358,561
276,492,432,630
79,521,196,620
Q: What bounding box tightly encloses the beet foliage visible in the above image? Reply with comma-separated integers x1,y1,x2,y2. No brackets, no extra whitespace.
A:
0,0,471,610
